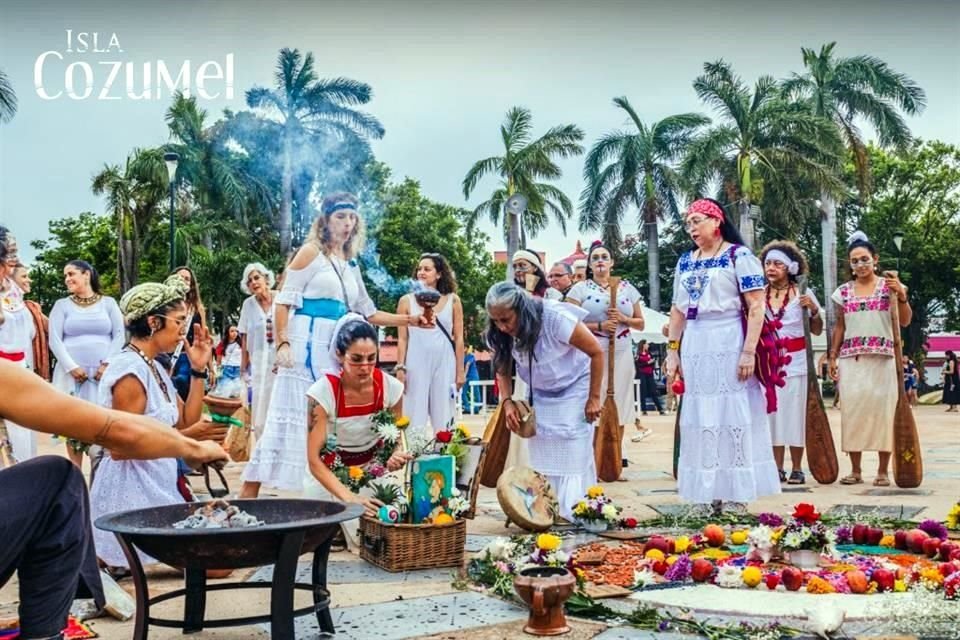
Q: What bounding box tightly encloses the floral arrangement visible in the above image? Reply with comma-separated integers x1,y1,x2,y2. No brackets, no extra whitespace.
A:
321,409,402,492
572,486,621,524
433,423,472,472
467,533,584,597
947,501,960,531
778,503,837,554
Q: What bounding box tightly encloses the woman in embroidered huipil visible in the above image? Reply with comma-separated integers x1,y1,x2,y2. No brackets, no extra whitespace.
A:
829,231,911,487
567,241,645,467
240,192,427,498
665,199,780,514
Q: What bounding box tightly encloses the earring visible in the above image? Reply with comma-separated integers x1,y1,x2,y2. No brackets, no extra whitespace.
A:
714,227,721,237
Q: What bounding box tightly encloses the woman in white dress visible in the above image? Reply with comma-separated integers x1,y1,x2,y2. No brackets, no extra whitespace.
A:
0,227,40,462
759,242,823,485
567,241,645,472
90,277,225,571
49,260,125,466
237,262,277,439
485,282,604,520
241,192,427,498
665,199,780,514
395,253,464,435
305,316,412,550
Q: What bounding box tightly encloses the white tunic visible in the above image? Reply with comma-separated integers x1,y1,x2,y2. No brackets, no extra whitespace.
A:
0,280,37,461
511,301,596,519
403,294,457,435
90,350,182,568
242,252,377,490
237,294,277,437
671,245,780,504
48,296,125,404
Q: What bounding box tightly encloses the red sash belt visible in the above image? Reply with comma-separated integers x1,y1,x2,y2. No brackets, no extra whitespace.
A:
783,337,806,353
337,443,380,467
0,351,25,362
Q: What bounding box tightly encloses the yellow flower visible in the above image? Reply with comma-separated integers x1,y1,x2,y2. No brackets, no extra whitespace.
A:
920,568,944,585
879,535,896,548
771,528,784,543
730,530,748,545
894,579,907,592
666,555,679,566
806,576,835,594
690,548,732,561
573,501,588,515
674,536,691,553
395,416,411,429
587,485,604,499
537,533,562,552
575,568,586,580
434,513,455,525
348,466,364,481
456,424,471,438
742,566,762,588
644,549,665,562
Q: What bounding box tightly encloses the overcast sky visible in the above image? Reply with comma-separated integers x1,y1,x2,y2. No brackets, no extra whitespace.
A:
1,0,958,265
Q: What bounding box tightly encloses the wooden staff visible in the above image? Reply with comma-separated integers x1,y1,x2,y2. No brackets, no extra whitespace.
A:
886,272,923,488
594,278,622,482
797,275,838,484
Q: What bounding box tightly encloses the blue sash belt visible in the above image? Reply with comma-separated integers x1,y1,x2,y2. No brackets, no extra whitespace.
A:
295,298,348,379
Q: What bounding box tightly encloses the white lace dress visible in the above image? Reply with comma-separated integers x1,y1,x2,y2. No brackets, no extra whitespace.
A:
237,294,277,438
671,245,780,504
242,252,377,490
512,301,596,520
90,350,182,568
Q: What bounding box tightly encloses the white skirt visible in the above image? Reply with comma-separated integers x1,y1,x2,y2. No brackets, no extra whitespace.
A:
677,312,780,504
769,373,807,447
528,377,596,520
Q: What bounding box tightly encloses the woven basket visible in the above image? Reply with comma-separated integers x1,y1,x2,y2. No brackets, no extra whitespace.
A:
358,516,466,572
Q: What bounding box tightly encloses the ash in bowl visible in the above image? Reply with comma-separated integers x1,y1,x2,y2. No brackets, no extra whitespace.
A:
173,500,265,529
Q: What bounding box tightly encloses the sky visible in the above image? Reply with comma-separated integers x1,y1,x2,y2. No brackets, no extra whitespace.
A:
1,0,958,265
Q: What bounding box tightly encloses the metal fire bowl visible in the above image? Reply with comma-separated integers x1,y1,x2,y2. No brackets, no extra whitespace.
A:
95,499,362,570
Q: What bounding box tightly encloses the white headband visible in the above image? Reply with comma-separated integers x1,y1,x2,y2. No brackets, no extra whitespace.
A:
512,250,543,272
848,230,869,246
327,312,368,374
764,249,799,275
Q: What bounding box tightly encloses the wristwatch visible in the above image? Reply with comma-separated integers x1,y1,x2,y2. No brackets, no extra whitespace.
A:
189,367,208,379
667,340,680,351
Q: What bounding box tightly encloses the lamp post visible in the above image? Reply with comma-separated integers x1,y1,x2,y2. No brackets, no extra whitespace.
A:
892,229,905,272
163,152,179,271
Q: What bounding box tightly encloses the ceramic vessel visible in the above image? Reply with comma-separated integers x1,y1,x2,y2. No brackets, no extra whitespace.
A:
579,520,608,534
788,549,820,569
513,567,576,636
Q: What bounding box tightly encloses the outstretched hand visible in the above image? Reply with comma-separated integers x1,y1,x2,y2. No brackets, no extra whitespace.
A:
184,324,213,370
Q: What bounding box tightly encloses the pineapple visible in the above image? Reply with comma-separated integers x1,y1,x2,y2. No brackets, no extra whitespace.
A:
370,481,402,506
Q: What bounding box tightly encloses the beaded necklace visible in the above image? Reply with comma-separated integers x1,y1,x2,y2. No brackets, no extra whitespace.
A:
765,284,792,323
124,343,172,403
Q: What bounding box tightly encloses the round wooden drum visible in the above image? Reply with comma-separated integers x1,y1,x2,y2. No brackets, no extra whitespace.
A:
496,466,558,532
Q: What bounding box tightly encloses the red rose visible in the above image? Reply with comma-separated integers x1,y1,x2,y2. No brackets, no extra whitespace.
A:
436,430,453,443
623,517,638,529
321,452,338,467
792,503,820,524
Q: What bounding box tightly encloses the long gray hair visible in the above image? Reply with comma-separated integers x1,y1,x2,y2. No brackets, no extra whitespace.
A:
484,282,543,376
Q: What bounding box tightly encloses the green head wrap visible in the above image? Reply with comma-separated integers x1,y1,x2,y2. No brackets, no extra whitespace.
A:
119,275,190,324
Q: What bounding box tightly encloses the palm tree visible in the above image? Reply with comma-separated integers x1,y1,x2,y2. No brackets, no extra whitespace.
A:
580,98,708,310
782,42,926,337
246,48,385,253
0,69,16,124
682,60,844,248
92,150,167,292
462,106,584,259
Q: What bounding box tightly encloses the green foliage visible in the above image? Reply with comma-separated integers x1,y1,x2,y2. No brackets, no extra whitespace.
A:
0,68,16,124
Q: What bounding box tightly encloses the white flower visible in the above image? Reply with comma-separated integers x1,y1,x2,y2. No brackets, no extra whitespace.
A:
377,422,399,443
482,537,512,561
553,550,569,564
717,565,743,588
782,532,803,549
450,487,461,497
601,504,619,521
633,568,657,589
804,605,845,638
799,528,812,541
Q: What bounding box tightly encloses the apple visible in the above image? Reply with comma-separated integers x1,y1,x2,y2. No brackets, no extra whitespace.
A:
852,524,869,545
939,562,958,578
781,567,804,592
691,559,715,583
872,568,895,592
703,524,726,548
672,378,685,395
950,548,960,562
866,527,884,546
922,537,943,558
905,528,930,554
894,530,908,550
764,573,780,590
846,569,869,594
939,541,958,560
652,560,668,575
645,536,671,555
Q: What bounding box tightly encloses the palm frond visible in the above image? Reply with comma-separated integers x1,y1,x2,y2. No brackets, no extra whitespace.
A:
462,156,504,199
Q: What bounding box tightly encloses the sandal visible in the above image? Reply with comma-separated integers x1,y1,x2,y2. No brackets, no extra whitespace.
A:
839,474,863,485
788,470,805,485
778,469,787,483
873,475,890,487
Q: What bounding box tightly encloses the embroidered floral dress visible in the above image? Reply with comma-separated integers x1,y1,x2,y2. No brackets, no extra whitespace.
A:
831,278,897,452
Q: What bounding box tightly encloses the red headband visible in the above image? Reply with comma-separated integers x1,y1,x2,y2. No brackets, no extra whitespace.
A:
687,199,725,222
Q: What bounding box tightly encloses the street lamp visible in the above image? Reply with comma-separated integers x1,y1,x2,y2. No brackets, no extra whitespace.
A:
163,152,179,271
892,229,905,271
